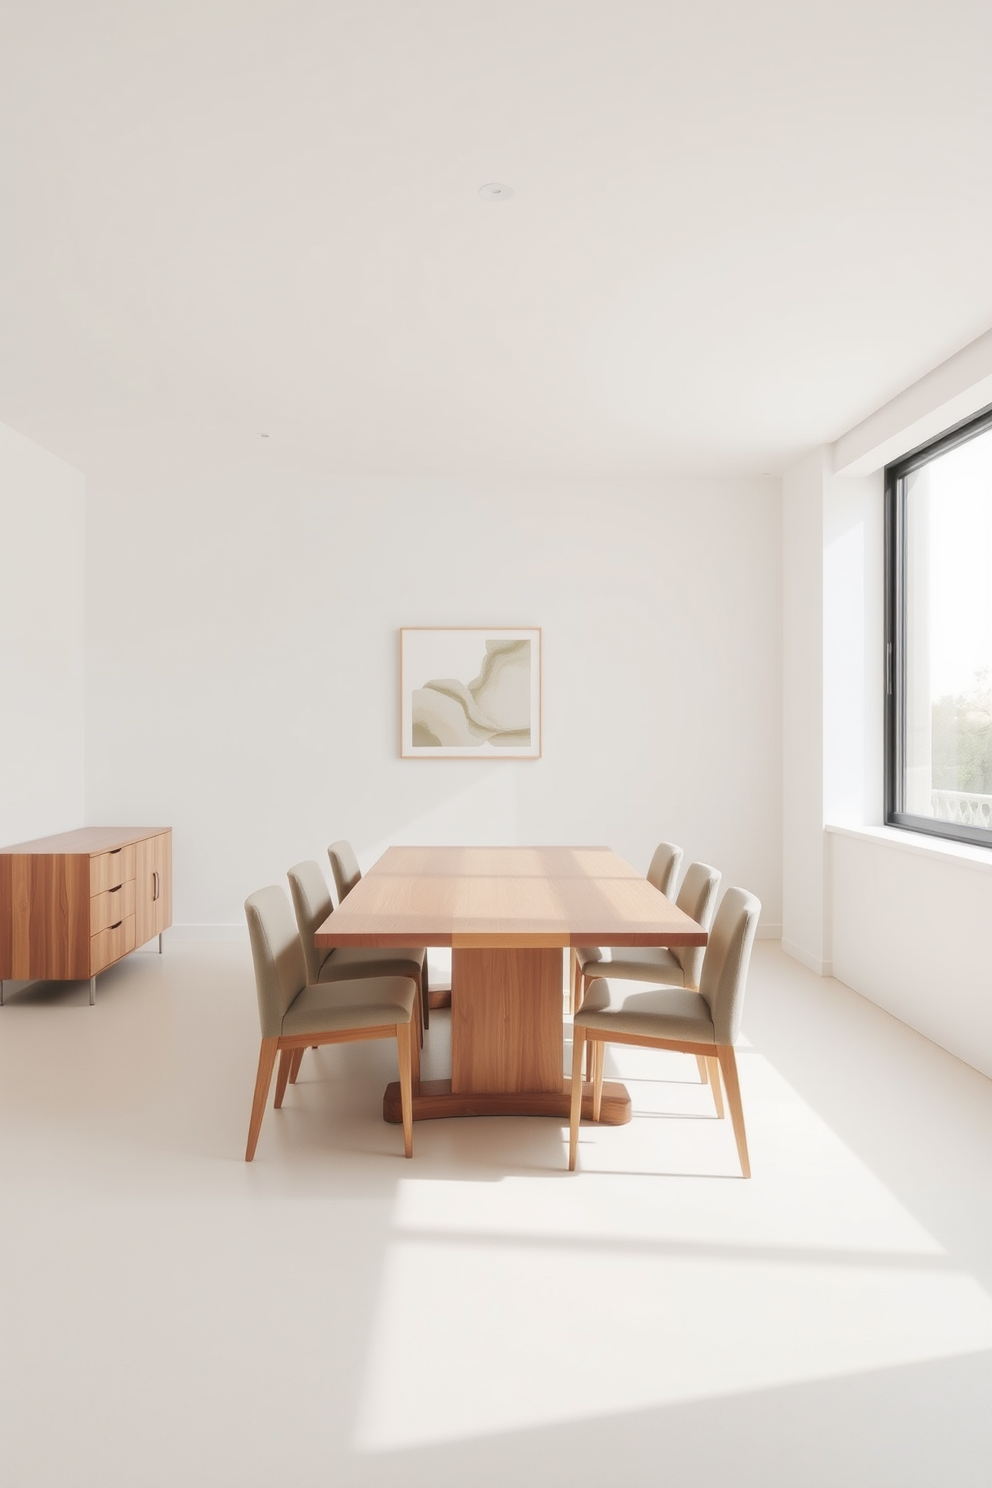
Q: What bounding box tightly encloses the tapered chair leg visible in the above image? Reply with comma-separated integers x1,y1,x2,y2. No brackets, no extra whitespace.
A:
246,1038,279,1161
396,1022,414,1158
568,1026,586,1169
592,1039,606,1122
717,1045,750,1177
696,1055,709,1084
288,1047,305,1084
274,1048,294,1108
410,1008,421,1091
706,1055,724,1118
583,991,594,1080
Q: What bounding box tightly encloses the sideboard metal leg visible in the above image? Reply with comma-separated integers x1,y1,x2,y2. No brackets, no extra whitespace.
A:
0,980,4,1007
89,976,96,1006
158,933,163,954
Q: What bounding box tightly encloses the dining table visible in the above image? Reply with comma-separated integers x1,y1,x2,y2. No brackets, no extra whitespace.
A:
314,845,708,1127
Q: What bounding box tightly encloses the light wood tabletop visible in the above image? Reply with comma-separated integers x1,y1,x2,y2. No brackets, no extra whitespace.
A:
314,844,707,949
314,846,707,1128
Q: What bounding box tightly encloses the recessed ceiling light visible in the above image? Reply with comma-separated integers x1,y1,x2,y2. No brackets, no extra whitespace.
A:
479,182,514,202
257,432,270,439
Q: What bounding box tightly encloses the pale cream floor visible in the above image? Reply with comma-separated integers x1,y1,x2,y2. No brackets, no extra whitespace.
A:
2,940,992,1487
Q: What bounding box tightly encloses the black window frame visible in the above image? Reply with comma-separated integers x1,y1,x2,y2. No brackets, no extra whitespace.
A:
885,400,992,849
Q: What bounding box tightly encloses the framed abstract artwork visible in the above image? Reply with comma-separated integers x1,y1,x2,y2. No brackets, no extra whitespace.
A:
400,627,542,758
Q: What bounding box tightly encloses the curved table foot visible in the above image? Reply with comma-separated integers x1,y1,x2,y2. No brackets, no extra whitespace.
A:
383,1076,632,1126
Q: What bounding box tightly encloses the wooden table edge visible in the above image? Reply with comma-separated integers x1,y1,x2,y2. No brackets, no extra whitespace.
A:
314,930,708,948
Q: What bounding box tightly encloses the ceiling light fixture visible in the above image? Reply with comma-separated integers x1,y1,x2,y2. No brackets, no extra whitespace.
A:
479,182,514,202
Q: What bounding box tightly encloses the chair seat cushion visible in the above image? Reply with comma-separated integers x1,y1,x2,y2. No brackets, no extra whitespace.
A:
282,975,416,1036
576,980,715,1043
579,945,684,985
318,946,425,985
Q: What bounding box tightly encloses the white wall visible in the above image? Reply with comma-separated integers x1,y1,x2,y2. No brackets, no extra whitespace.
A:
0,421,85,844
782,448,827,970
830,828,992,1077
80,430,783,930
822,468,883,829
783,326,992,1078
782,452,881,975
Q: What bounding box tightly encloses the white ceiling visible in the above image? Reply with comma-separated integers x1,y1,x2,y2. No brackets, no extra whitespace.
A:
2,0,992,477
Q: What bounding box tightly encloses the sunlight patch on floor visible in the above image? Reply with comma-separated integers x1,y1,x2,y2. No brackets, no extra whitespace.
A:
353,1041,992,1452
354,1237,992,1451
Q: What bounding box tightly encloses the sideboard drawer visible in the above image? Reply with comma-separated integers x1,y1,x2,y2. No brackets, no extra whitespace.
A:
90,914,137,975
90,845,136,895
90,880,136,935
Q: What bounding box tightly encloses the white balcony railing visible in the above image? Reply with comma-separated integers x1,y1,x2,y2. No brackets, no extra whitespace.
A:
931,789,992,829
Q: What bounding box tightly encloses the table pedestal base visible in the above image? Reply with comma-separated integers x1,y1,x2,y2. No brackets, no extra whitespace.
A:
383,1076,631,1125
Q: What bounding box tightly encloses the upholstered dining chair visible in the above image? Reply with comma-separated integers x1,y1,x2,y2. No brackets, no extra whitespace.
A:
570,841,684,1013
327,839,362,903
288,860,429,1041
244,885,417,1162
645,841,684,895
573,861,722,1084
568,886,761,1177
574,860,720,1009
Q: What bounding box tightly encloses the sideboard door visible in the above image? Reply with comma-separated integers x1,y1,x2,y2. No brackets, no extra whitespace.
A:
135,831,173,948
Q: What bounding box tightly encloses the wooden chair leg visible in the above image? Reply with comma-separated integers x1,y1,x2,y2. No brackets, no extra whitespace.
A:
288,1047,305,1084
696,1055,709,1084
717,1045,750,1177
706,1055,724,1118
592,1038,605,1122
245,1038,279,1161
274,1048,294,1108
410,1005,421,1092
568,1026,586,1170
396,1021,414,1158
584,992,594,1080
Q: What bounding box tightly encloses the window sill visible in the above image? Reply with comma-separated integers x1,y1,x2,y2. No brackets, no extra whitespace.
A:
826,822,992,876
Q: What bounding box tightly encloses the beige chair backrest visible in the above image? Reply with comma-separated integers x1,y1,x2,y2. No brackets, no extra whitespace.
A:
646,842,683,898
287,860,334,984
672,861,722,984
328,840,362,902
698,887,761,1044
245,886,307,1038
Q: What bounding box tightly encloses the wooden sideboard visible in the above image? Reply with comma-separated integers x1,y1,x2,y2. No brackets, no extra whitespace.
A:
0,827,172,1005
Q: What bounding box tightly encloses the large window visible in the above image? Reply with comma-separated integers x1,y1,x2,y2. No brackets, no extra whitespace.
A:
885,404,992,848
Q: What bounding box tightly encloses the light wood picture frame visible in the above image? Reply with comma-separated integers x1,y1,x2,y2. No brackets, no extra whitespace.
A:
400,628,542,758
